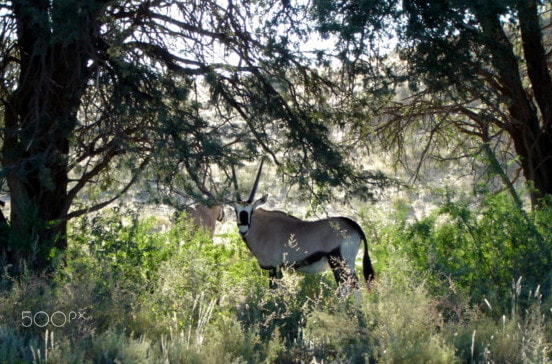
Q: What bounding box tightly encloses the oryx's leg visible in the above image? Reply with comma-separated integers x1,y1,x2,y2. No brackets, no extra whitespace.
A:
268,267,282,289
328,247,359,290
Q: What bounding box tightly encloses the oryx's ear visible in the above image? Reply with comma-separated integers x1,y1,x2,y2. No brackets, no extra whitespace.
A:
253,194,268,208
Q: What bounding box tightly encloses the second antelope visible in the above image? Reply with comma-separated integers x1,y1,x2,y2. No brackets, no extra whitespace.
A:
230,159,375,289
174,204,224,239
187,204,224,239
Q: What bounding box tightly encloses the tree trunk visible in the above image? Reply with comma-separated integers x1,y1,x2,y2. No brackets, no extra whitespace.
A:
474,2,552,205
1,1,94,273
3,67,77,272
508,120,552,205
516,0,552,204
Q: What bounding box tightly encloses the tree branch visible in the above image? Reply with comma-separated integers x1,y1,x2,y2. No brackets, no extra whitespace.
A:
65,147,121,208
66,155,151,220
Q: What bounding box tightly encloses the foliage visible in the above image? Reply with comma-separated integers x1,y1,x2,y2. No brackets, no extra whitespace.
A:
0,0,390,273
364,191,552,312
0,200,550,363
312,0,552,204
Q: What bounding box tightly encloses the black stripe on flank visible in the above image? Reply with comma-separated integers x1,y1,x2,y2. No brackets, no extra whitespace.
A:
259,247,335,270
258,246,341,272
289,246,340,269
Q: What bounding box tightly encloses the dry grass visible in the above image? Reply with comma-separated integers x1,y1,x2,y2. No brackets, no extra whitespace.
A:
0,207,550,363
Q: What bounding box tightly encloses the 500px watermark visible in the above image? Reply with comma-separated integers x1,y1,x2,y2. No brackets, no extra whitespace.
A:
21,310,91,328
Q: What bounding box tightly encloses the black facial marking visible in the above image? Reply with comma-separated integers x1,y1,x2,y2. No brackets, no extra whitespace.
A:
239,210,249,225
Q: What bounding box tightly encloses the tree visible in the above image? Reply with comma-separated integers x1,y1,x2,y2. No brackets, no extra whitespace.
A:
0,0,384,274
313,0,552,205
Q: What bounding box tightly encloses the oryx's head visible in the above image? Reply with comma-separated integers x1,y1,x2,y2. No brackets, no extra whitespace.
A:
231,159,268,237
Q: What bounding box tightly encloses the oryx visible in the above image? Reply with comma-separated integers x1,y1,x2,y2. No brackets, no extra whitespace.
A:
230,160,375,289
174,204,224,238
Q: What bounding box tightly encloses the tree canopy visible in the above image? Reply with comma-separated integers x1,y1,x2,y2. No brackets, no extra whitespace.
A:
314,0,552,205
0,0,384,272
2,0,550,273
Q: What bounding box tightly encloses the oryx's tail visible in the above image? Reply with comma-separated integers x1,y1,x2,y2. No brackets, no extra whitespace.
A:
361,233,375,284
341,217,375,285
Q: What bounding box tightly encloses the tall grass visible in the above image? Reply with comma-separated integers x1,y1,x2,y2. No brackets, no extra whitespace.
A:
363,192,552,311
0,198,550,363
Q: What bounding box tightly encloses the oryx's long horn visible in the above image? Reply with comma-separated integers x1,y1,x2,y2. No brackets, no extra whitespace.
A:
247,158,265,203
231,164,242,201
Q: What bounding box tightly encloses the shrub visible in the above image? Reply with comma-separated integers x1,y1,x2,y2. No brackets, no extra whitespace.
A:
372,192,552,310
0,203,550,363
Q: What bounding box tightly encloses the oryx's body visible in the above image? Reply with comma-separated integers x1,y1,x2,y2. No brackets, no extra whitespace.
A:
185,204,224,238
230,159,375,289
242,208,366,274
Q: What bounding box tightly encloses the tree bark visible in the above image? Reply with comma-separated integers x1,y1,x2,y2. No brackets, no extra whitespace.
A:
474,2,552,205
1,1,96,272
516,0,552,203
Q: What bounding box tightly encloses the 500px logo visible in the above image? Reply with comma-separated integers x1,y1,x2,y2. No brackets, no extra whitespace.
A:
21,310,91,328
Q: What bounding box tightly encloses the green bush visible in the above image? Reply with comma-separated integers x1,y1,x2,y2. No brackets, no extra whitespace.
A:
372,192,552,310
0,202,550,363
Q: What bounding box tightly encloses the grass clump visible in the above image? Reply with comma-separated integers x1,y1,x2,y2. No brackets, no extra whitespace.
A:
0,198,550,363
